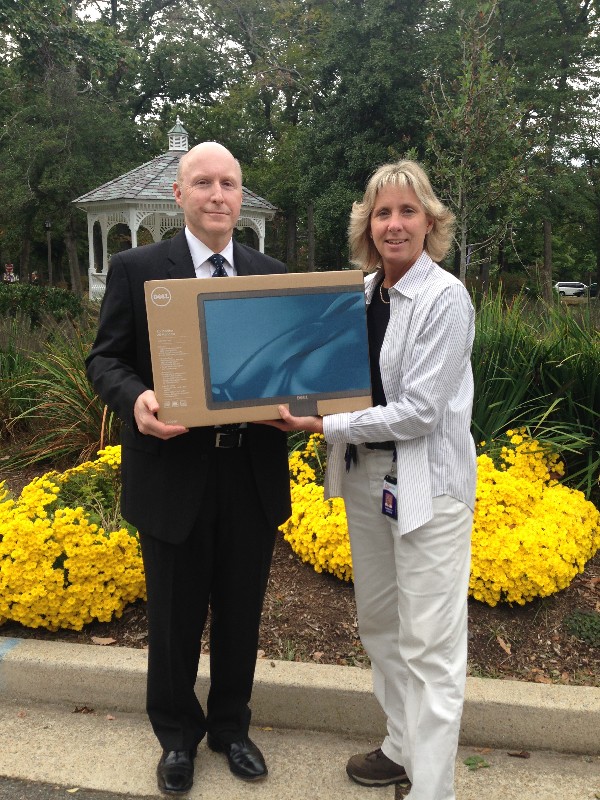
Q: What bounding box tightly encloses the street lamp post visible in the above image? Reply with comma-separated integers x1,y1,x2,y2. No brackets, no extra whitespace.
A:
44,220,52,287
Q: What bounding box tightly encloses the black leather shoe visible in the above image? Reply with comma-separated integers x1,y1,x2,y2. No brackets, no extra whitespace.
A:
207,735,267,781
156,749,196,795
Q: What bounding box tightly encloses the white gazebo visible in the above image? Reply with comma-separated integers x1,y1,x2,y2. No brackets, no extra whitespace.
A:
73,122,278,300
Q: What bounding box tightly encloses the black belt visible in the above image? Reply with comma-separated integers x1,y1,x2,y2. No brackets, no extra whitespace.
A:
364,441,395,451
214,424,246,448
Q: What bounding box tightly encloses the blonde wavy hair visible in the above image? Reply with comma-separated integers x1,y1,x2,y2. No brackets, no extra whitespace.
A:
348,160,455,272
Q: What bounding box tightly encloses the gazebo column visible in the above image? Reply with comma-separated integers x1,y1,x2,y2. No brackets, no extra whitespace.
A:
87,214,101,301
88,214,110,302
129,208,138,249
87,214,95,274
255,217,266,253
100,215,110,272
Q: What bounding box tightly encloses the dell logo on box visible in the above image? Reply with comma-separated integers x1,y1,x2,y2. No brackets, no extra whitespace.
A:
151,287,172,307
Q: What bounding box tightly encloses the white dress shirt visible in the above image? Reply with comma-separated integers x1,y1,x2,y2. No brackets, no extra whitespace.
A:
184,228,236,278
323,251,477,535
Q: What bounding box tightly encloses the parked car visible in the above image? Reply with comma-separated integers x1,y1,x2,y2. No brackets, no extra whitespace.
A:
553,281,587,297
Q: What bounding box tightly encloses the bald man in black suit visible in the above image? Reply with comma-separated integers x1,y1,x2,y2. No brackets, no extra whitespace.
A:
86,142,291,796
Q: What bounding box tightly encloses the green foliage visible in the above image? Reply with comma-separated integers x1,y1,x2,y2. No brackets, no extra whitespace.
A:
424,1,537,281
0,284,85,327
563,610,600,647
494,0,600,294
4,320,120,470
472,291,547,440
56,456,135,536
472,291,600,500
0,316,36,438
2,0,600,278
534,304,600,495
298,0,429,268
463,755,490,771
0,61,144,278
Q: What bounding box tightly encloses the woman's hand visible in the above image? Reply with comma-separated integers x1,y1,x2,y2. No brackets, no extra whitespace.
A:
260,405,324,434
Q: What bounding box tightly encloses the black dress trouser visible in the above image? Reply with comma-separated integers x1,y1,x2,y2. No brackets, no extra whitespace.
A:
139,445,276,751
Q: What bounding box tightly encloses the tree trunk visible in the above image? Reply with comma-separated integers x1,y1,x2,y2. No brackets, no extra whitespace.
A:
65,225,83,296
459,208,468,285
453,245,460,276
480,255,490,295
596,205,600,291
542,218,553,303
286,209,297,270
307,203,316,272
20,236,31,283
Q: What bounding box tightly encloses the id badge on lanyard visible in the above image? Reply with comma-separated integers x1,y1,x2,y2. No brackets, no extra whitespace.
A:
381,448,398,520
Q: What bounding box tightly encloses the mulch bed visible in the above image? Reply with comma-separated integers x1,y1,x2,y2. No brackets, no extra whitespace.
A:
1,467,598,686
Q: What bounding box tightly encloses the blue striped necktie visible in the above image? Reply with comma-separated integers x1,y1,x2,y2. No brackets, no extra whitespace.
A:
208,253,227,277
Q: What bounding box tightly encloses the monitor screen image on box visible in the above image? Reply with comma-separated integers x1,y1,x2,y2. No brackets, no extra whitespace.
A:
197,286,371,416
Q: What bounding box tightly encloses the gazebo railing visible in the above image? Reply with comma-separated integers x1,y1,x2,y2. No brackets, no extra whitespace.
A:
88,269,107,301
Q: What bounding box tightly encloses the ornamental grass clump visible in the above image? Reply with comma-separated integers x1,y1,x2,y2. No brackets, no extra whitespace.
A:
0,446,145,631
471,431,600,606
280,434,353,581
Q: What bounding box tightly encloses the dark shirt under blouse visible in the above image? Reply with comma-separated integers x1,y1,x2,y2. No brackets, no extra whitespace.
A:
367,277,391,408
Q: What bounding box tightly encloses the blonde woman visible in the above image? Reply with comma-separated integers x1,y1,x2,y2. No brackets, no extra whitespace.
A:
266,160,476,800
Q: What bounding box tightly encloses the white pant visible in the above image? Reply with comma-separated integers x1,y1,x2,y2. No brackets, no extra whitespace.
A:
342,446,473,800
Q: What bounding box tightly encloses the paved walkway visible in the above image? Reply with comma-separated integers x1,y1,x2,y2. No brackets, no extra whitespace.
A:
1,637,599,799
1,697,598,800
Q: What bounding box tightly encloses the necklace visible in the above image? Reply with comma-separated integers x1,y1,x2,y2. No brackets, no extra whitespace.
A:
379,282,390,305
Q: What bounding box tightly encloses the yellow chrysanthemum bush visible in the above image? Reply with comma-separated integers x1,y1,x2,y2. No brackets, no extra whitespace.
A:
279,434,353,581
0,445,146,631
281,432,600,604
471,430,600,606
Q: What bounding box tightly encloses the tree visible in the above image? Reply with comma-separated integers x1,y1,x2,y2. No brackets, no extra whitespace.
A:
424,1,535,285
180,0,331,267
297,0,430,269
571,108,600,294
0,0,140,286
494,0,600,299
0,0,229,288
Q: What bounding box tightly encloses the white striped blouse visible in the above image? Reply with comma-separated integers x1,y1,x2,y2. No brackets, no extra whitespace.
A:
323,251,477,535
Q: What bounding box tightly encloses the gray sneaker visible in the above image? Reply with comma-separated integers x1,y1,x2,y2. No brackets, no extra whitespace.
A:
346,747,408,786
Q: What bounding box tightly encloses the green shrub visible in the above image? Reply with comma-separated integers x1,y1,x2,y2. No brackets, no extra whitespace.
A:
0,284,85,327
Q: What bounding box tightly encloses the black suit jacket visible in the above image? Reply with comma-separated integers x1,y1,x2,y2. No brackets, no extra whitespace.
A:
86,230,292,543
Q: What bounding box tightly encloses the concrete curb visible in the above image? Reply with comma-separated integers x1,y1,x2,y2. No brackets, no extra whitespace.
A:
1,636,598,755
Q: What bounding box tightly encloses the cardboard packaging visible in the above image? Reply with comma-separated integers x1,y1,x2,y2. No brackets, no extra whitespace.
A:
144,270,372,427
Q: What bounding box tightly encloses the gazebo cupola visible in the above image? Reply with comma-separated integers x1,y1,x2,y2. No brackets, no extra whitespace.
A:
168,120,189,151
73,121,278,300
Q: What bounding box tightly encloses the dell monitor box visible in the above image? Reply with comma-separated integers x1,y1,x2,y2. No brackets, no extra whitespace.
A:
144,269,372,427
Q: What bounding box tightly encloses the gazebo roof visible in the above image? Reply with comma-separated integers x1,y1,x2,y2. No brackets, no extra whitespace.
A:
73,147,277,213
